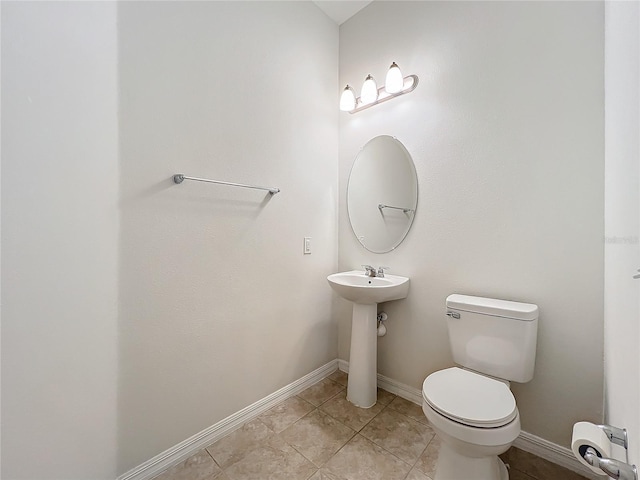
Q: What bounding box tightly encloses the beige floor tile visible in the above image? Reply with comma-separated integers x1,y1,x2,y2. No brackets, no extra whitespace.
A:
280,409,356,467
257,396,315,433
507,447,589,480
387,396,429,425
414,435,442,478
206,419,274,469
319,392,384,431
360,408,435,464
297,378,345,407
153,449,223,480
223,435,316,480
308,468,346,480
323,434,411,480
195,390,572,480
327,370,348,387
508,468,537,480
405,468,432,480
377,388,396,406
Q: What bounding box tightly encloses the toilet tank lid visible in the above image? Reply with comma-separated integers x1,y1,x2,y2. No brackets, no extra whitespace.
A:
446,294,538,321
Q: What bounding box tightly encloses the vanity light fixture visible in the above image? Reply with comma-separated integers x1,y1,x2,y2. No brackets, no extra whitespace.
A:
361,74,379,105
385,62,404,94
340,62,419,114
340,85,357,112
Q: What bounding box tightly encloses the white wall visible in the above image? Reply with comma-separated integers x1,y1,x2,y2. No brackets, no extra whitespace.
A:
0,2,338,476
1,2,119,479
117,2,338,473
339,1,604,448
0,4,4,474
604,0,640,464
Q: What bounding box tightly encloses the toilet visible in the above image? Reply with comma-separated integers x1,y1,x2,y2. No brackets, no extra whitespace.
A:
422,294,539,480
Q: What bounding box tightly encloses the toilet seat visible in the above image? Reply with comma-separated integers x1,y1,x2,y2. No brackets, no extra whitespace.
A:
422,367,517,428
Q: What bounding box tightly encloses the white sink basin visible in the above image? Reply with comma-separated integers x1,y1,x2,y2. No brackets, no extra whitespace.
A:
327,270,410,305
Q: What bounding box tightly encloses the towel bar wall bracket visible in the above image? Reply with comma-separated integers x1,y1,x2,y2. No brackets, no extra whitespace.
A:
173,174,280,195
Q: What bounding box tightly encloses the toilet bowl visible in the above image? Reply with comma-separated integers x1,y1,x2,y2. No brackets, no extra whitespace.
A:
422,295,539,480
422,367,520,480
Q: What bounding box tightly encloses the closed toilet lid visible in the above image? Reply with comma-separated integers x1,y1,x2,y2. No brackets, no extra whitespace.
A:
422,367,517,428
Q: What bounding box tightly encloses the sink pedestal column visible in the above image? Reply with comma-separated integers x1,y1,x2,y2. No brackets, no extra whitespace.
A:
347,303,378,408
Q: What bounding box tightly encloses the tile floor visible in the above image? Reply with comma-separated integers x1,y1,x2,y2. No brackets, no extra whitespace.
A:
153,371,589,480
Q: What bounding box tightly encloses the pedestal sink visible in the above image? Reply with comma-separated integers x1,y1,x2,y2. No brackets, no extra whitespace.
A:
327,270,410,408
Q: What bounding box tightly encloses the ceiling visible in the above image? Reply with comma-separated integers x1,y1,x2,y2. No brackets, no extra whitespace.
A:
312,1,373,25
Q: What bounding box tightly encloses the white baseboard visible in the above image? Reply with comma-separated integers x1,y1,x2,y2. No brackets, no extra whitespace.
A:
337,359,423,405
337,359,349,374
514,431,602,480
377,372,424,405
339,359,599,479
117,359,338,480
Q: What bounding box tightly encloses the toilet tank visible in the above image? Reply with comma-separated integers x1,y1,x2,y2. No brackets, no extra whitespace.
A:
446,294,539,383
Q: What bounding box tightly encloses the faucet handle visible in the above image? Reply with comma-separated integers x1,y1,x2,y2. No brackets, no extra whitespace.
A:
377,266,389,277
362,265,376,277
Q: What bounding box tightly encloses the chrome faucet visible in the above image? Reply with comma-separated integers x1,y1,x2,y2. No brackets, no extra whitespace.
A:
362,265,377,277
362,265,389,277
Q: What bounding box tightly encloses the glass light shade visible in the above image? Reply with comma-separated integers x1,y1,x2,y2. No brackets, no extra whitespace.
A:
385,62,404,94
360,74,378,105
340,85,356,111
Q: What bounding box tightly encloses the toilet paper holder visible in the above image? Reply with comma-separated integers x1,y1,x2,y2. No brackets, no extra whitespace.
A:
600,425,628,451
582,424,636,480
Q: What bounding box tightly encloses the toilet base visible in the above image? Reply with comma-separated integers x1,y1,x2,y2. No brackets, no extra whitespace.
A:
434,441,509,480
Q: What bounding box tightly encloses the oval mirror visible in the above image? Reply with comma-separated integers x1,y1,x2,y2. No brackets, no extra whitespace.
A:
347,135,418,253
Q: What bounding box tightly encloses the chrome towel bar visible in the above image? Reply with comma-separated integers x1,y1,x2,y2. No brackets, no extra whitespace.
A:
378,203,414,214
173,174,280,195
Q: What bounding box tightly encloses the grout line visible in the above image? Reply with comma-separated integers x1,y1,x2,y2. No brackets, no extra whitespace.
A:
203,448,220,468
352,404,424,472
260,377,425,480
357,432,414,468
303,375,430,476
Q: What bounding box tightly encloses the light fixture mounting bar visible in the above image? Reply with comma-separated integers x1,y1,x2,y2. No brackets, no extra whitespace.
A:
349,74,419,114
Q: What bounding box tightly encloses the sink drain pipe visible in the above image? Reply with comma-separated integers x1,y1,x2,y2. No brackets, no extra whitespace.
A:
377,312,388,337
